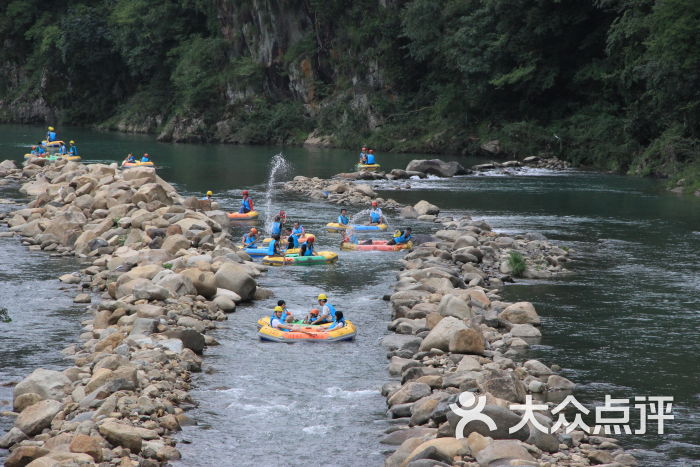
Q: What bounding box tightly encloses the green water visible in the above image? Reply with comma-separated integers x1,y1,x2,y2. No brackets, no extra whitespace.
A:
1,124,699,466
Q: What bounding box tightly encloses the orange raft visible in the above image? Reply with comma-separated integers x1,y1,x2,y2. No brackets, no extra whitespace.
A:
227,210,259,220
340,240,412,251
258,320,356,342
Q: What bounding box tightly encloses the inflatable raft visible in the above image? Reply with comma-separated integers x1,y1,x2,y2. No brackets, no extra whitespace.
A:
41,140,64,148
262,251,338,266
63,155,81,161
357,163,381,171
23,154,63,161
258,320,356,342
262,234,312,245
121,160,154,168
244,246,300,257
325,223,388,232
341,240,412,251
256,317,332,328
228,210,259,220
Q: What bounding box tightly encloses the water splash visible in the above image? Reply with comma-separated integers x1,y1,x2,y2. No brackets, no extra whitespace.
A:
263,153,292,233
345,207,392,237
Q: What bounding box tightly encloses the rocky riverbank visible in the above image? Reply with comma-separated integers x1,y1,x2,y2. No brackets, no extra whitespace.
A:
283,171,636,467
0,158,270,466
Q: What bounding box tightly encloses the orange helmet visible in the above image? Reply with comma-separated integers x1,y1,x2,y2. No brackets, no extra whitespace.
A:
310,308,319,315
242,190,249,195
371,201,378,206
307,235,315,243
250,228,258,234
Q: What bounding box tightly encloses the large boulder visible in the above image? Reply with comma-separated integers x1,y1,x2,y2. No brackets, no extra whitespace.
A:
161,234,191,255
474,439,535,466
13,369,71,408
180,268,217,299
155,272,197,297
403,437,470,465
406,159,466,177
164,329,205,354
449,328,486,354
214,263,257,300
437,294,473,320
414,200,440,216
387,382,432,406
132,183,171,205
122,166,156,183
478,369,526,403
499,302,540,325
14,399,63,436
419,316,468,351
98,421,158,453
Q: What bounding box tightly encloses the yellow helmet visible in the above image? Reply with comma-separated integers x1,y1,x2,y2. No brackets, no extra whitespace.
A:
317,293,327,301
48,126,54,131
206,190,213,196
393,230,402,238
69,140,75,144
273,306,283,312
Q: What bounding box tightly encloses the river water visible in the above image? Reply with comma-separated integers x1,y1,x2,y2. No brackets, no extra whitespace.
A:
0,124,698,466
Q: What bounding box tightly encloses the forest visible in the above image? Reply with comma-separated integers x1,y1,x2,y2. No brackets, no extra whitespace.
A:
0,0,698,189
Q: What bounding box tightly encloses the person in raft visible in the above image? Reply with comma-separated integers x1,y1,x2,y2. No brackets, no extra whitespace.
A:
68,140,79,157
338,208,350,226
34,143,46,155
366,149,376,165
311,293,337,325
359,146,368,164
201,190,213,201
290,221,305,247
124,153,136,163
387,228,412,245
270,215,283,236
277,299,296,323
299,235,316,256
270,306,295,331
242,227,258,248
59,142,67,155
317,311,346,332
239,189,254,213
303,308,320,324
141,153,151,163
267,234,283,256
46,126,57,142
369,200,384,224
283,227,295,248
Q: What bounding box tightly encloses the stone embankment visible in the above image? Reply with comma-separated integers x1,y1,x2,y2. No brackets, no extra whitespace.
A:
0,158,270,466
472,156,571,173
283,165,635,467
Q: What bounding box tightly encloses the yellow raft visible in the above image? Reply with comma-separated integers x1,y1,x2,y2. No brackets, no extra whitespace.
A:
41,140,64,148
23,153,81,161
256,317,332,328
258,320,356,342
121,160,154,168
325,223,388,232
357,163,381,171
262,251,338,266
228,210,259,220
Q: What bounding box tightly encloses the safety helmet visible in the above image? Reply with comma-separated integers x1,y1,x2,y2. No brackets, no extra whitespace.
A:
307,235,315,243
144,153,149,157
317,293,327,301
279,210,286,218
31,145,36,149
48,126,54,131
369,149,374,153
310,308,319,315
393,230,402,238
206,190,213,196
371,201,378,206
69,140,75,144
250,227,258,234
242,190,249,195
361,146,367,150
274,306,283,312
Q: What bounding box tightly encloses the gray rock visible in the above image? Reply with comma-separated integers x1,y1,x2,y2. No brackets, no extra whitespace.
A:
419,317,468,352
14,399,63,436
13,368,71,408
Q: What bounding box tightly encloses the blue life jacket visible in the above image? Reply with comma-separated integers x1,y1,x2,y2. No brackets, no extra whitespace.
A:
367,154,375,164
47,131,56,142
338,214,349,225
267,239,278,255
324,303,337,320
396,232,412,244
291,226,304,246
243,234,256,247
37,147,46,154
327,317,346,331
270,315,289,332
241,198,252,212
370,209,381,223
270,222,281,235
126,155,135,162
302,243,314,256
69,146,78,156
141,156,149,162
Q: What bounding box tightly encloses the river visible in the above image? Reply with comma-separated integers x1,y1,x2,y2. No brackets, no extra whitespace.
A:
0,124,698,466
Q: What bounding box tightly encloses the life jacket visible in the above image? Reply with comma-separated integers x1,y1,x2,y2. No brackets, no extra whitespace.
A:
292,226,304,236
47,131,56,142
367,154,375,164
328,317,346,330
370,209,381,223
325,303,337,320
243,234,256,247
267,239,279,255
270,222,281,235
127,155,135,162
241,197,253,211
141,156,149,162
338,215,349,225
302,243,314,256
270,315,289,332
